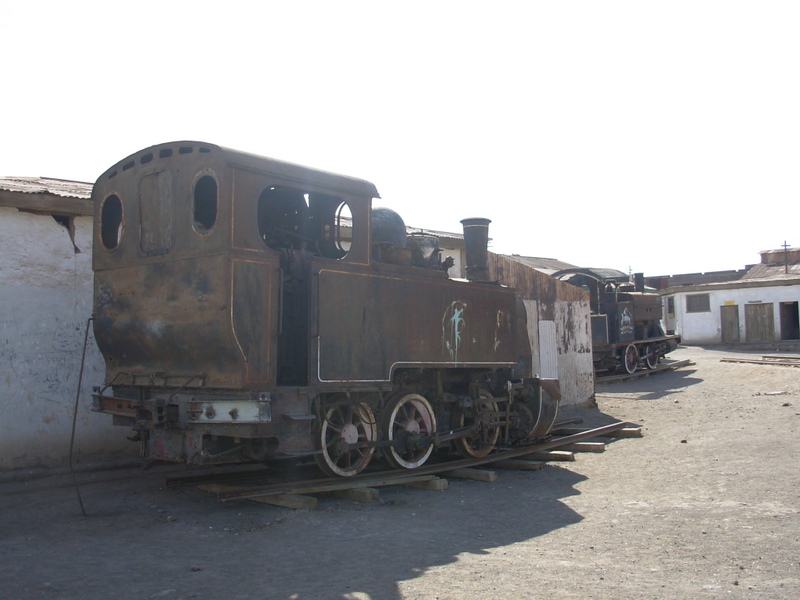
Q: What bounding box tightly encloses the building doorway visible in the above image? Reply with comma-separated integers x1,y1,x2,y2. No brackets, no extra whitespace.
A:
745,303,774,342
720,304,740,343
780,301,800,340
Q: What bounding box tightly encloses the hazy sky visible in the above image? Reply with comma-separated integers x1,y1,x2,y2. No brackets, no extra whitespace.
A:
2,1,798,276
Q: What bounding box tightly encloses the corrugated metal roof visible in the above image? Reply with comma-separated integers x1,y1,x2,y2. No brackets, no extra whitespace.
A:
740,261,800,281
503,254,579,275
0,176,92,199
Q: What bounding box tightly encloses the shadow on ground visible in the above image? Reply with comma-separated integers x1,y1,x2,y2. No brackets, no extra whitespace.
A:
1,449,591,600
596,363,704,401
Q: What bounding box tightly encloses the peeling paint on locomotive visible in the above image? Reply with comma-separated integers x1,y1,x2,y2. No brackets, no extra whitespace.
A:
442,301,466,361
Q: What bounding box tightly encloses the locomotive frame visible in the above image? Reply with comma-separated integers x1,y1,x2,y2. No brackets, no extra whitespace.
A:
90,141,559,476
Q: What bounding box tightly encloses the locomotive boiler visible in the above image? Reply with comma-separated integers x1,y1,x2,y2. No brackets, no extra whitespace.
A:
91,141,559,476
552,268,680,374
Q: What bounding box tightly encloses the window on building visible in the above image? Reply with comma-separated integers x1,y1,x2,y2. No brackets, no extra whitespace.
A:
686,294,710,313
666,296,675,317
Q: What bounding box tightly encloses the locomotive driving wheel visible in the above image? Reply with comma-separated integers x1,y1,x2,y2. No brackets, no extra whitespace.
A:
453,391,501,458
315,400,377,477
645,344,660,369
623,344,639,374
380,392,437,469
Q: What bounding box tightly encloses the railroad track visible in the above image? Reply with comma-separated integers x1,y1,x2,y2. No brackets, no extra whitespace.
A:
166,421,641,508
596,359,693,383
721,354,800,368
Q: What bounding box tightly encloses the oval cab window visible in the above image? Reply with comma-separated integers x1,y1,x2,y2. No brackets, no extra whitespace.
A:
100,194,123,250
193,175,218,233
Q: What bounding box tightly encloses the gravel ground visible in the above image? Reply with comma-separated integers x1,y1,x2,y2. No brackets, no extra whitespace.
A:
1,345,798,600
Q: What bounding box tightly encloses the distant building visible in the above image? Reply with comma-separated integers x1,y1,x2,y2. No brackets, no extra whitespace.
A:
657,248,800,345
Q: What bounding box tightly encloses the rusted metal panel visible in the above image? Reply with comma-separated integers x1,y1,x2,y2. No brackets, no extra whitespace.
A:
488,253,588,305
93,254,248,389
92,143,231,272
231,258,279,385
138,170,174,256
314,265,527,383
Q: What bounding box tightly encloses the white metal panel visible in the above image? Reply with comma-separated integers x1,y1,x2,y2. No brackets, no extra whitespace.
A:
538,320,558,379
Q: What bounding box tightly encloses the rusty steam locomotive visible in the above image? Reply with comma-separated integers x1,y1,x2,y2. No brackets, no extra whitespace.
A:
553,268,680,374
91,141,559,476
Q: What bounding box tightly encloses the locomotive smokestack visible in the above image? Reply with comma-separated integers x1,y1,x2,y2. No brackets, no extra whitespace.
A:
634,272,645,292
461,218,491,281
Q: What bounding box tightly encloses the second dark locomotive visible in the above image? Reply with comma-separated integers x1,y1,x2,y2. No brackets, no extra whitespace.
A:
91,141,559,476
553,268,680,374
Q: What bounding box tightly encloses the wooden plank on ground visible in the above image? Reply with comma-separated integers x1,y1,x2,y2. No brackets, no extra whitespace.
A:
199,483,318,509
332,487,380,502
198,483,241,494
553,426,641,439
558,442,606,453
404,477,449,491
526,450,575,462
608,427,643,438
442,468,497,482
299,474,439,494
492,459,545,471
248,494,318,510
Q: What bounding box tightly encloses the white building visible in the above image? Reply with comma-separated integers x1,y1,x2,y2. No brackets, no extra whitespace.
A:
0,178,134,473
660,248,800,345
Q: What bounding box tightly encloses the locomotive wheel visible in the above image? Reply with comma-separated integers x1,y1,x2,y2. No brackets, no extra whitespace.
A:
453,393,501,459
315,401,377,477
380,392,437,470
623,344,639,374
645,344,660,369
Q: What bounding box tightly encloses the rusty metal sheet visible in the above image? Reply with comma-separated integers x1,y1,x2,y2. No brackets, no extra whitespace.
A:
314,265,525,383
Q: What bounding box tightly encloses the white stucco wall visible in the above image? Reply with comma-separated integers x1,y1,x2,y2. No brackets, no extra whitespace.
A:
522,297,594,408
554,299,595,407
663,284,800,344
0,207,134,472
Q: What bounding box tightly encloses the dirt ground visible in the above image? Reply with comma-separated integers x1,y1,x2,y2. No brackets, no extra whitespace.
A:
1,345,799,600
